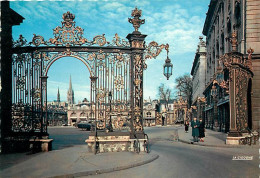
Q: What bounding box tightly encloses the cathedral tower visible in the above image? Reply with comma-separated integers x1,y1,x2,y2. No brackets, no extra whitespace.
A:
67,75,74,105
57,87,60,103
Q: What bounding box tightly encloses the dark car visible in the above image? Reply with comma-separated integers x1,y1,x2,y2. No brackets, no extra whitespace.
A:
77,121,94,131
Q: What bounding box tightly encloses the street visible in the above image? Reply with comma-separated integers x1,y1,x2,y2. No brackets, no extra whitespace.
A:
1,126,258,178
48,126,90,150
90,126,259,178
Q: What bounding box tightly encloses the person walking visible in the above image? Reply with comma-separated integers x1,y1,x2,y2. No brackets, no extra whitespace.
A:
184,120,189,133
199,118,205,142
191,117,200,142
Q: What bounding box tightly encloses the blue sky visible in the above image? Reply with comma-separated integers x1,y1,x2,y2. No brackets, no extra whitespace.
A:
11,0,210,103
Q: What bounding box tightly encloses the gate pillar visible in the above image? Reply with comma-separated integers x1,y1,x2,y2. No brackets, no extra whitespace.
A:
221,31,254,144
127,32,147,135
127,7,147,136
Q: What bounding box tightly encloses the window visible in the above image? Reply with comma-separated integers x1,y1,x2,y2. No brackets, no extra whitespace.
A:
235,1,241,27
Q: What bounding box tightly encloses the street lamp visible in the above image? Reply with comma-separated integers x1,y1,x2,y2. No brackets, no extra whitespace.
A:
108,91,113,132
163,44,173,80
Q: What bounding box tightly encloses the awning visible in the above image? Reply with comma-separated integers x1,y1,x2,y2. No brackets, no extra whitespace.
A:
217,97,229,106
204,106,213,111
143,117,155,120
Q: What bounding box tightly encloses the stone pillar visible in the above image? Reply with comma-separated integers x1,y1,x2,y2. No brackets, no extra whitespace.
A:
0,2,24,153
213,95,218,131
127,32,147,134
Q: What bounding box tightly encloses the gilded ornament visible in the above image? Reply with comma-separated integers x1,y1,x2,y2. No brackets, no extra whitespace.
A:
128,7,145,32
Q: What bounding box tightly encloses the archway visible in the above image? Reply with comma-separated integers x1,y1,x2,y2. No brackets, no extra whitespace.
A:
9,9,169,153
46,56,91,127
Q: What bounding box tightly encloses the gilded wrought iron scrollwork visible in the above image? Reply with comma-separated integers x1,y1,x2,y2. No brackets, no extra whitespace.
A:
108,33,130,47
234,68,248,131
13,34,27,47
13,12,130,48
145,42,168,59
134,106,142,131
219,31,254,133
49,11,88,46
12,51,45,133
114,75,124,91
16,76,26,90
132,54,143,131
92,35,107,46
12,103,33,132
143,42,169,70
31,34,47,46
11,8,169,139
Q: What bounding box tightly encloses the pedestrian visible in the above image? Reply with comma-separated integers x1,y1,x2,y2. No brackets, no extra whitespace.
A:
191,117,200,142
184,120,189,133
198,118,205,142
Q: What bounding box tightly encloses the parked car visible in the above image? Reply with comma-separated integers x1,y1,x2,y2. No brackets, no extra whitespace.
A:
77,121,94,131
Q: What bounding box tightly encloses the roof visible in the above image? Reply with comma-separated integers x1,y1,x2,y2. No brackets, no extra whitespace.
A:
202,0,218,36
159,99,176,104
191,53,200,76
1,3,24,25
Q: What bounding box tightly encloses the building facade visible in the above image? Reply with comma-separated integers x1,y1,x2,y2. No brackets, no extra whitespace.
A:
191,36,207,120
202,0,259,141
47,88,68,126
143,98,157,127
67,98,92,126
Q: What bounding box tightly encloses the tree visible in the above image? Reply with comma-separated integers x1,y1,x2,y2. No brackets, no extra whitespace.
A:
175,74,193,108
158,83,172,112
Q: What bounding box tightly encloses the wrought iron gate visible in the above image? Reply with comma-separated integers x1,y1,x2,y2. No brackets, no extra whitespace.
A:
11,8,168,139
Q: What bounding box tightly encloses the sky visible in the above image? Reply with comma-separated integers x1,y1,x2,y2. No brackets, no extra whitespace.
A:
11,0,210,103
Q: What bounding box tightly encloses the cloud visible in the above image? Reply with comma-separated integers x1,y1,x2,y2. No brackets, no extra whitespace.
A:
11,0,209,101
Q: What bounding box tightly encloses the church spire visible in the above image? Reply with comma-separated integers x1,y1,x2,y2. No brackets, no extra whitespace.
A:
57,87,60,102
67,75,75,105
69,75,72,91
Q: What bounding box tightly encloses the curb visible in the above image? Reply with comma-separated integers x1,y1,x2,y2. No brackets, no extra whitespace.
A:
178,139,258,148
50,154,159,178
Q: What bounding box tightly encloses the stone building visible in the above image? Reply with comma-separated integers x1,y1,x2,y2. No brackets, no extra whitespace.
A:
202,0,259,143
143,98,157,127
191,37,207,120
47,88,68,126
67,98,92,126
0,2,24,153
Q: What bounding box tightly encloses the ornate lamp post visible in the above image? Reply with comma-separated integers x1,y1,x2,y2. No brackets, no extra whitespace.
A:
108,91,113,132
163,45,173,80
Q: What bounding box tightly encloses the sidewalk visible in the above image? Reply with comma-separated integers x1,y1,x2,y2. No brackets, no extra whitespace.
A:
0,145,158,178
177,126,259,148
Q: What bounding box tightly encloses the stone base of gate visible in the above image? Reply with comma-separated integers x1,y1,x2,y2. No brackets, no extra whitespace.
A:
85,131,147,153
226,136,243,145
29,137,53,152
